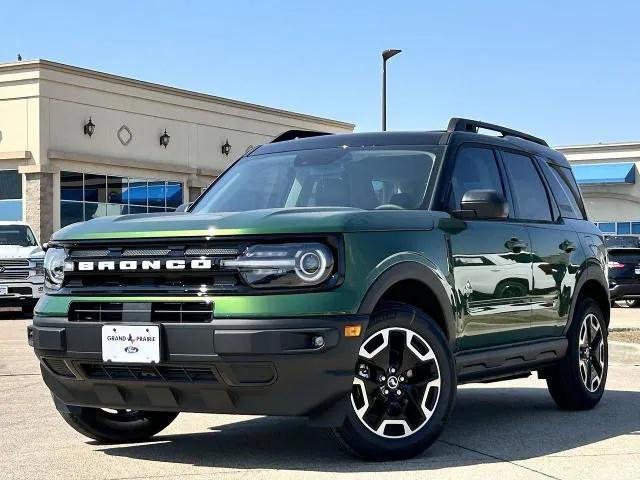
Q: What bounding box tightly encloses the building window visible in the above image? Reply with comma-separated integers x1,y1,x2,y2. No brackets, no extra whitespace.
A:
596,222,616,233
617,222,631,235
0,170,22,221
595,221,640,235
60,171,183,227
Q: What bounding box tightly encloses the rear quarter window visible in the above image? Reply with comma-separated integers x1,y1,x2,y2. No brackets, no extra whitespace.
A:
538,158,587,220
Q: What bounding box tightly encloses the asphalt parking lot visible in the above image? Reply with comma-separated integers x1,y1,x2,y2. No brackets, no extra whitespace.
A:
1,308,639,480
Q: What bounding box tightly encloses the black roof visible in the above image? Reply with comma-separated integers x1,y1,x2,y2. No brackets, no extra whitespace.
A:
252,118,569,168
253,131,447,155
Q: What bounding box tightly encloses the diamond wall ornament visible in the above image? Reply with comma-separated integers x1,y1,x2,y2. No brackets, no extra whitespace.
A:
117,125,132,146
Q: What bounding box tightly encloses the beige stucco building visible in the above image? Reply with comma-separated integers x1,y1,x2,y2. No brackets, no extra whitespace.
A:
557,142,640,235
0,59,353,242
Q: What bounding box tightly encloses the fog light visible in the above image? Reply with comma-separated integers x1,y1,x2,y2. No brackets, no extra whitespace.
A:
312,335,325,348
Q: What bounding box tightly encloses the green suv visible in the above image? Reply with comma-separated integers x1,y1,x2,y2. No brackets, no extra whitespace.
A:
29,118,609,460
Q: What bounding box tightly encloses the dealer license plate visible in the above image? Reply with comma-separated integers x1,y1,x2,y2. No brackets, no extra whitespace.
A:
101,324,160,363
0,285,8,296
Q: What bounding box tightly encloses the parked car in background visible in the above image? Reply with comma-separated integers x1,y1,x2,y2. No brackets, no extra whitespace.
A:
605,234,640,307
0,222,45,314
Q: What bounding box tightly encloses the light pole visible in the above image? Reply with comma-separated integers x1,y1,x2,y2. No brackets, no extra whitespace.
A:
382,49,401,131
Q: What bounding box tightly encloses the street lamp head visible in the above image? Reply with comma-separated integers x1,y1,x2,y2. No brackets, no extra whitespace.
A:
382,49,402,61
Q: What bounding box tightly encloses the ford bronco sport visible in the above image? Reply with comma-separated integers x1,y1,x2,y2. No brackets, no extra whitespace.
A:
29,118,609,460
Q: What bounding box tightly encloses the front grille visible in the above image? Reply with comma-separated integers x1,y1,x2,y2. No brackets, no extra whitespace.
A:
0,259,29,268
8,287,32,295
122,248,171,257
43,358,75,377
0,271,29,281
81,363,218,383
64,240,245,294
69,249,109,257
69,301,214,323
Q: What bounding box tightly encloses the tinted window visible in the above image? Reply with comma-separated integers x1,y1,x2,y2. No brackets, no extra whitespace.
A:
59,171,183,226
0,170,23,221
0,170,21,200
502,151,552,221
543,162,586,219
448,147,504,211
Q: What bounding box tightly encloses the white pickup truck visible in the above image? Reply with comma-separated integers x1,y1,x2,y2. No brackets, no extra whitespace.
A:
0,221,44,314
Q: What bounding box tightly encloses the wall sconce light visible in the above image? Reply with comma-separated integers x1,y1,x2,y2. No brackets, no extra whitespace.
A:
221,139,231,156
83,117,95,137
160,129,170,148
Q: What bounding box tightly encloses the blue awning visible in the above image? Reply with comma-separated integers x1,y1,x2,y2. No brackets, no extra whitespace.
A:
572,162,636,185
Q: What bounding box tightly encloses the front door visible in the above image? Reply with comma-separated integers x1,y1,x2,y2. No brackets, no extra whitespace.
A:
444,145,533,350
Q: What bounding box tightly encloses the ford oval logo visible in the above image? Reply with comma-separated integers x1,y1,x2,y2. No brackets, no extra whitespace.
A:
124,346,139,354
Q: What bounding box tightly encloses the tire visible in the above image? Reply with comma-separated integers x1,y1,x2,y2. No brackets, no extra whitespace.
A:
546,298,608,410
331,301,456,461
59,405,178,443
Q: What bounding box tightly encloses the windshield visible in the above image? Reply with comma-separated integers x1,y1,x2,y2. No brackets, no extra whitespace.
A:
193,146,443,213
0,225,38,247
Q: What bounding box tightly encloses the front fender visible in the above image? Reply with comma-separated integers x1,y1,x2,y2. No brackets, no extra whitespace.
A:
357,258,456,345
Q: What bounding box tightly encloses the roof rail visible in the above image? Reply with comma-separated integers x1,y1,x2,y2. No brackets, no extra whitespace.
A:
447,118,548,147
270,129,332,143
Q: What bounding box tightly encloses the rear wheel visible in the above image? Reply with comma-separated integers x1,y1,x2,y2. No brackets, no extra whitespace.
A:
59,405,178,443
331,302,456,461
546,298,607,410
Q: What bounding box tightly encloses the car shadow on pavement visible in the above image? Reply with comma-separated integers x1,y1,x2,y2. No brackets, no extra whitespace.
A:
0,308,31,320
99,385,640,471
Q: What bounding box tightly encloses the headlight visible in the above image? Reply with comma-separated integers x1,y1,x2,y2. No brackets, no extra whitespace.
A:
30,258,44,275
221,243,334,288
44,248,67,290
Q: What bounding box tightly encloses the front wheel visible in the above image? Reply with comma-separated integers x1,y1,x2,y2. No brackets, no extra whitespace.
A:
331,302,456,461
58,405,178,443
546,298,608,410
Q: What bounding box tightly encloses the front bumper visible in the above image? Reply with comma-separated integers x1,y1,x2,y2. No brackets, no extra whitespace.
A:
29,313,368,426
0,281,44,306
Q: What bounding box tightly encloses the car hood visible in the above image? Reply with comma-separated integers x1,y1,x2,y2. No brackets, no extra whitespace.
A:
52,207,439,241
0,245,43,259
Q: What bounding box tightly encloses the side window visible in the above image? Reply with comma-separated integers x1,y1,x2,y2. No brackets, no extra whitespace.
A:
549,163,587,219
448,147,504,211
501,151,552,222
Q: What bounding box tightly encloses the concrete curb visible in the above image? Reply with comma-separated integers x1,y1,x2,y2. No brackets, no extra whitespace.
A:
609,341,640,365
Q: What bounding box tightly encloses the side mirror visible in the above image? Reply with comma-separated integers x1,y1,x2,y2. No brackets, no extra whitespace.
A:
175,202,193,213
454,189,508,219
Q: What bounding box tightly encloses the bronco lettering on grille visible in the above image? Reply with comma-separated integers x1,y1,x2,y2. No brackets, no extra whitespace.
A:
70,259,215,272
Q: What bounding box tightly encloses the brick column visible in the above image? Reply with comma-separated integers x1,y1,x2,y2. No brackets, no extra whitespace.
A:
188,186,202,202
22,171,54,244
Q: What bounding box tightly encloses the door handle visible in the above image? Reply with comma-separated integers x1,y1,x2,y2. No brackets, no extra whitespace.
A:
560,240,577,253
505,237,528,252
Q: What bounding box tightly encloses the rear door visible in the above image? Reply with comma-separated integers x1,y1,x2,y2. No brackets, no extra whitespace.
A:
499,150,581,338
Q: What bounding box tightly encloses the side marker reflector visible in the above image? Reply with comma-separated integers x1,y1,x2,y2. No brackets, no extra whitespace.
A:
344,325,362,337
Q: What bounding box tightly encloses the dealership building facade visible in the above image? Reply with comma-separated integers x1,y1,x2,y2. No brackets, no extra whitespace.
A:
557,142,640,235
0,59,353,242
